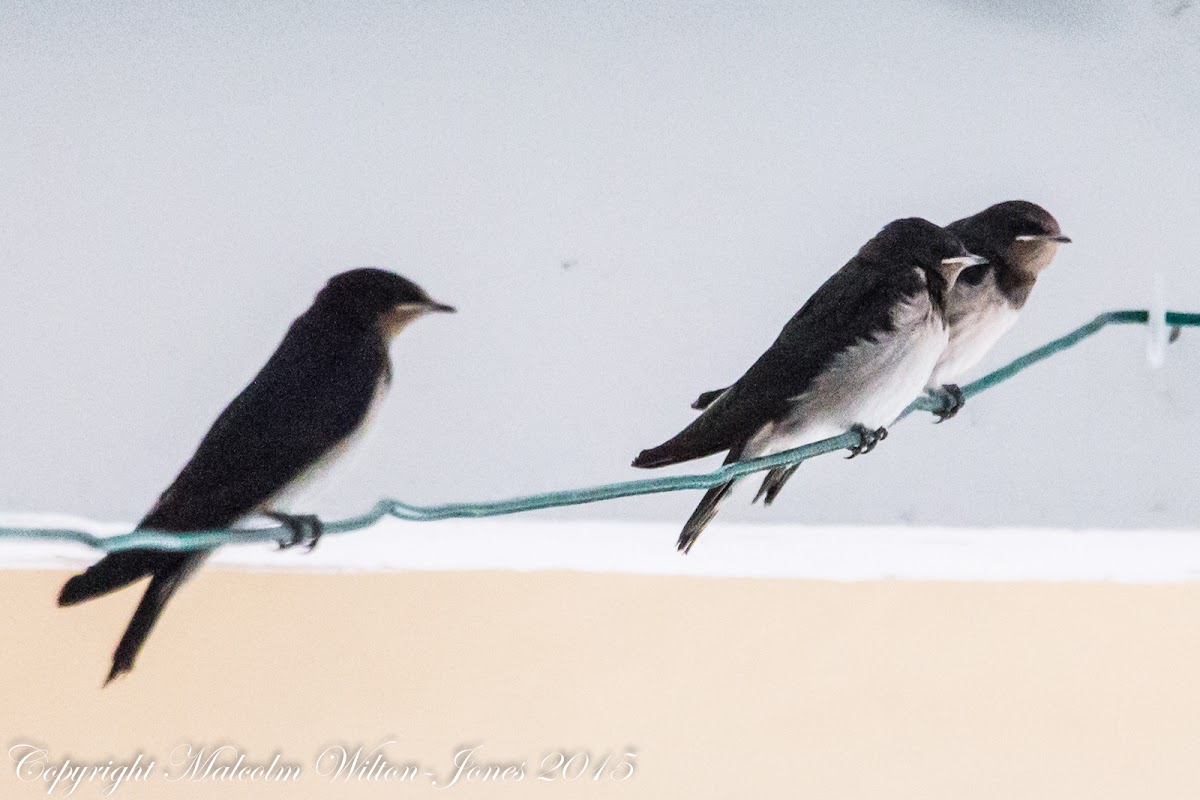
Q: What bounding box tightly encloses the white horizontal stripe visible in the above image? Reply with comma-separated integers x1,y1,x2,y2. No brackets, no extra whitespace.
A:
3,515,1200,583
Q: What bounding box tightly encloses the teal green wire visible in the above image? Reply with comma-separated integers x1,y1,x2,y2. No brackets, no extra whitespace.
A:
4,308,1198,554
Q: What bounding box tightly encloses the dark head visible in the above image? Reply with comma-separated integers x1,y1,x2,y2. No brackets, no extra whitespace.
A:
949,200,1070,277
315,268,455,337
859,217,988,287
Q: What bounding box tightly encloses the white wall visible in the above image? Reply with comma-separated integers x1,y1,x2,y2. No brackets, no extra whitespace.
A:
2,1,1198,529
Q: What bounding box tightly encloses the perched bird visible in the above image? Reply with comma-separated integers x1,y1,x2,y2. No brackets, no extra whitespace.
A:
926,200,1069,419
633,219,985,553
690,200,1070,505
58,268,454,685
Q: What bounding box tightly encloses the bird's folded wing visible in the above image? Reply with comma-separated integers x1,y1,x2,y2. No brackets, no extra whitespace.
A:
634,260,906,468
140,317,383,532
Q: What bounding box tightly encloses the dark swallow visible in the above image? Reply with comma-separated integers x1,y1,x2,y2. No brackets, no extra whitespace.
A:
691,200,1069,503
58,268,454,685
632,219,984,553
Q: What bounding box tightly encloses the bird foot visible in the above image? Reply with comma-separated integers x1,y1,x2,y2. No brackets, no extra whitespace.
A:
846,424,887,459
268,513,324,552
930,383,965,423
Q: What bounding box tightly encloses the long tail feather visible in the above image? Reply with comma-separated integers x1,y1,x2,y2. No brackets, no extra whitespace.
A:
752,464,801,506
676,480,736,553
676,446,745,554
59,549,178,606
104,553,204,686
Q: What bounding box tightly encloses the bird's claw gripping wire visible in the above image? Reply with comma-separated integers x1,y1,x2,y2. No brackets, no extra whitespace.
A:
930,383,965,423
846,425,887,459
268,513,324,552
2,310,1198,552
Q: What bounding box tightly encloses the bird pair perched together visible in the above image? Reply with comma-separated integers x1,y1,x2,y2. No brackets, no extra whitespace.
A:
634,200,1070,552
59,200,1067,686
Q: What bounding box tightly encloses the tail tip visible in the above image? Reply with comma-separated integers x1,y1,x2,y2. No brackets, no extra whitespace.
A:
57,576,86,607
631,448,662,469
103,663,128,687
690,388,724,410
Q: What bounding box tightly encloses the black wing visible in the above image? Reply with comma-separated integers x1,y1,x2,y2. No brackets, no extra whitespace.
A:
140,311,386,532
58,309,390,683
633,257,914,468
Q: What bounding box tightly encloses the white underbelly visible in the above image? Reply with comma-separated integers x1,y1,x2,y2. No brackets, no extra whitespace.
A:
749,296,947,458
930,302,1019,386
265,377,390,514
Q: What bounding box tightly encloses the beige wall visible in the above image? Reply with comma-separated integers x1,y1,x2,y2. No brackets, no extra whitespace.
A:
5,569,1200,798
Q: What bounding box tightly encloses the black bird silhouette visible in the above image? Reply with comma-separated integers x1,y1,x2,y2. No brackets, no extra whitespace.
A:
58,268,454,684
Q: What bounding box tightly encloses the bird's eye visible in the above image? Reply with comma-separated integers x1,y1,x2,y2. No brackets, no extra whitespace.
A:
958,264,989,285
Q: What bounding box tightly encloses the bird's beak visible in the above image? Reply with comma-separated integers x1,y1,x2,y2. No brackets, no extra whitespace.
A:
424,300,457,314
941,254,989,268
1016,234,1072,244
